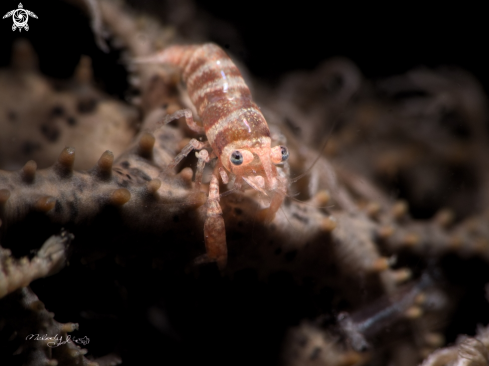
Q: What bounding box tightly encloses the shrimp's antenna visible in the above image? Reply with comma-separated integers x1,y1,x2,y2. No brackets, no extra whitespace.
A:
279,205,293,227
219,188,237,198
289,117,340,184
284,194,335,210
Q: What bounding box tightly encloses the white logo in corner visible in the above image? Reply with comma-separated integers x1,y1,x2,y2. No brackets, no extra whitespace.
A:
3,3,38,32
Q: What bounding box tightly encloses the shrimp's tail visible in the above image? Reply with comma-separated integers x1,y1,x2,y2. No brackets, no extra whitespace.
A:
132,45,200,71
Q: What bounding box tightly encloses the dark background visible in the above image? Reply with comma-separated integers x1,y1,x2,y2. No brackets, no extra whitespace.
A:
1,1,488,95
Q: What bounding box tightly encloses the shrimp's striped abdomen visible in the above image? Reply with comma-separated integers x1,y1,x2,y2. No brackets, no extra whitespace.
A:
154,44,271,156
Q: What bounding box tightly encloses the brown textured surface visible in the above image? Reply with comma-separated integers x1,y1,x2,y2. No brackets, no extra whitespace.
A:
0,1,489,365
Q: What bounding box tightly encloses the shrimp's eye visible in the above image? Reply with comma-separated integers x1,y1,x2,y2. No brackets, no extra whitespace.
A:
280,146,289,162
230,151,243,165
271,145,289,164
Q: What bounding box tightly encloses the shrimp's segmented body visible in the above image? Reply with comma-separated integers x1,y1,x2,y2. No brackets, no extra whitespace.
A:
140,43,289,270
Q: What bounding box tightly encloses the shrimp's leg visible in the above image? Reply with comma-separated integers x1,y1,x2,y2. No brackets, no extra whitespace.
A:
219,167,229,184
159,108,205,134
194,149,210,187
204,171,227,270
158,109,208,171
166,139,209,170
195,167,227,270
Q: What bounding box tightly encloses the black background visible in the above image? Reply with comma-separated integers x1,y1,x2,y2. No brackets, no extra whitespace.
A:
1,1,488,94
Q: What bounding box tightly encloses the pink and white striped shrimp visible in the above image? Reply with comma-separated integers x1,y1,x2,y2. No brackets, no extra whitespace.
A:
138,43,290,270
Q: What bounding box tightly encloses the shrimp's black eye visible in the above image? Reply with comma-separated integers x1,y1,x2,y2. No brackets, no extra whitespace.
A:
280,146,289,162
230,151,243,165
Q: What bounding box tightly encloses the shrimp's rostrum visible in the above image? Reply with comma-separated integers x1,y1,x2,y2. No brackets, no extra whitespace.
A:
140,43,289,270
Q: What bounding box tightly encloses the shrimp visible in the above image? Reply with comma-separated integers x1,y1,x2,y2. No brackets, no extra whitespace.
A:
137,44,290,270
